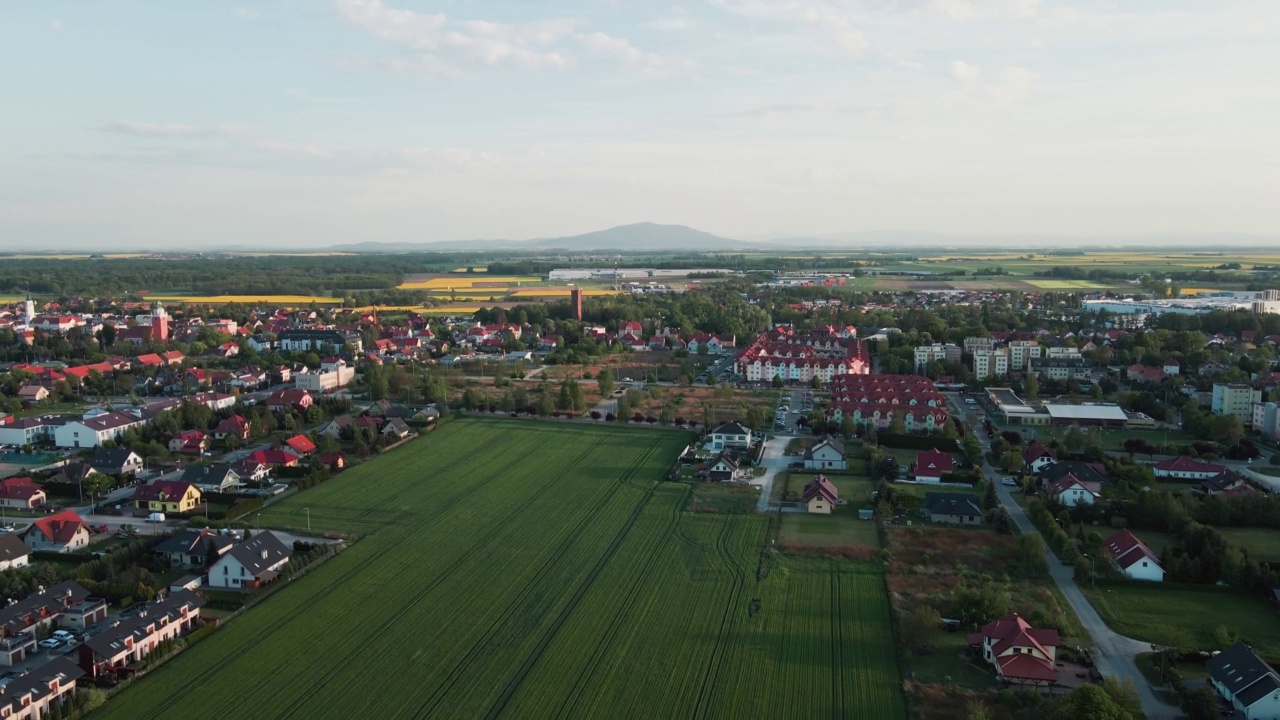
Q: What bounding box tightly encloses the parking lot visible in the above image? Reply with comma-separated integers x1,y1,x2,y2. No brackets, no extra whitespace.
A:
774,388,814,433
695,354,735,385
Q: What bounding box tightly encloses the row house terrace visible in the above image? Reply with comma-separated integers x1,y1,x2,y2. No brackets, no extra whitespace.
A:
79,590,205,681
0,581,106,668
0,657,84,720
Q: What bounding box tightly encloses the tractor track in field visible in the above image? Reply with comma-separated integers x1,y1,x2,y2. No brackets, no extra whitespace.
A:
409,438,645,719
279,435,615,720
552,481,688,720
691,514,747,720
130,427,540,720
830,568,845,717
482,452,670,720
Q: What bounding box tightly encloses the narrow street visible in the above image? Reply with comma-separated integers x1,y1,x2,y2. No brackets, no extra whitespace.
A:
752,433,793,513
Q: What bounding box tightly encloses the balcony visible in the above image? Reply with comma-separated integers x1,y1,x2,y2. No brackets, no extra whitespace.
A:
0,632,35,652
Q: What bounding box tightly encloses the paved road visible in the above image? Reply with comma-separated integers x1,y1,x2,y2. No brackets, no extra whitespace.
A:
752,433,794,513
988,472,1175,718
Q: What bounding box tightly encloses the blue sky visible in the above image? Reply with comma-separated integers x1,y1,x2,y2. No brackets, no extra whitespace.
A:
2,0,1278,248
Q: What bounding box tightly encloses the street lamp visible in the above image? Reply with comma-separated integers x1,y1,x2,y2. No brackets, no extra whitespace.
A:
1082,553,1096,586
1106,589,1118,620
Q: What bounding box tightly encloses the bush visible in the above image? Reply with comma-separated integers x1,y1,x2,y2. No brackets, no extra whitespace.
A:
1271,454,1280,467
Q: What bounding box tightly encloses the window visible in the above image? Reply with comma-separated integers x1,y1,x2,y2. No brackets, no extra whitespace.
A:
1142,562,1148,567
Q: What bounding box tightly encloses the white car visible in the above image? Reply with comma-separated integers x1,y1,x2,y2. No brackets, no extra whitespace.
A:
1001,478,1017,486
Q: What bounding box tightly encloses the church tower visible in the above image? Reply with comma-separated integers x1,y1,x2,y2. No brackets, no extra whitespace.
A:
151,301,170,342
23,292,35,326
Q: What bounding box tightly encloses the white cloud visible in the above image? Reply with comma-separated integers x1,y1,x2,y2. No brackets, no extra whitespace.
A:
50,20,64,31
650,6,696,32
93,121,213,138
577,32,666,72
334,0,672,73
233,8,261,20
949,60,982,84
708,0,868,58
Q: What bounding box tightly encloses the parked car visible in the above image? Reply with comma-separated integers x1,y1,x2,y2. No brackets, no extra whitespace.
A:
145,512,166,523
789,461,804,469
1001,478,1017,486
38,638,63,650
51,630,75,643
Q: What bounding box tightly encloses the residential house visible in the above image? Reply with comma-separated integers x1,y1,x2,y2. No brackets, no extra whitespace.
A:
151,529,235,569
213,414,251,442
245,449,300,469
275,329,354,354
381,418,412,440
1021,441,1057,474
0,477,45,510
16,385,48,404
89,448,144,477
708,421,752,451
1037,461,1108,489
53,413,143,449
0,534,30,571
168,430,209,455
78,591,205,681
803,436,847,471
207,532,292,590
20,511,90,554
319,453,346,470
0,657,84,720
1199,472,1254,497
231,460,271,483
316,414,355,440
921,492,984,525
0,581,100,667
180,463,241,493
132,481,202,514
283,434,317,456
913,449,953,483
967,614,1058,687
1162,358,1182,376
1044,474,1100,507
266,389,313,414
1103,529,1164,582
1206,642,1280,720
1126,364,1169,384
704,453,741,482
1153,456,1228,481
802,476,839,514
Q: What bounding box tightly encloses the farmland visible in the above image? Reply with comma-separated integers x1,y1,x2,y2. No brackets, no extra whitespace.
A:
1082,582,1280,657
142,294,344,304
100,419,904,720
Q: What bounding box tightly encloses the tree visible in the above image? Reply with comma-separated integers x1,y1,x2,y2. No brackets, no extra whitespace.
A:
771,375,784,389
596,366,613,397
1181,687,1219,720
900,604,942,649
1057,684,1131,720
1024,372,1039,400
888,413,906,435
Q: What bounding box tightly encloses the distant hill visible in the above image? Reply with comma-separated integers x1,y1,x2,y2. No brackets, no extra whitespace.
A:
326,222,749,253
524,223,745,251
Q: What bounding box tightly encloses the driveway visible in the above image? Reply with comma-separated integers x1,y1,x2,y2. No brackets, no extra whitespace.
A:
751,433,794,513
985,463,1176,719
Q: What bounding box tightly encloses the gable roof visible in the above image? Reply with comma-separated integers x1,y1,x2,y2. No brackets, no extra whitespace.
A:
23,510,89,544
0,657,84,715
91,448,142,470
802,476,839,504
1022,440,1057,465
133,481,199,504
180,463,240,487
804,435,845,460
1154,455,1226,475
1038,461,1107,486
221,532,292,578
1207,642,1280,707
1104,529,1162,571
915,449,953,476
0,533,30,564
921,492,983,518
152,529,235,557
0,581,89,635
84,590,205,660
711,421,751,436
1045,473,1101,499
0,476,45,502
283,434,317,455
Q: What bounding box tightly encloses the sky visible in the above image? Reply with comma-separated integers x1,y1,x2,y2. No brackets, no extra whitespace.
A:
1,0,1278,249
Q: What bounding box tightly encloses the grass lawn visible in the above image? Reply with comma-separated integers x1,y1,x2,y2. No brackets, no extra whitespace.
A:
889,482,982,499
1252,467,1280,478
14,402,84,419
1218,527,1280,563
1096,429,1198,452
779,511,880,548
789,473,875,507
685,481,759,513
1082,582,1280,657
909,630,996,690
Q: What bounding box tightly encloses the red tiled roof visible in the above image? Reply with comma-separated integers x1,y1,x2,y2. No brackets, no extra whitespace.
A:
1104,529,1161,571
28,510,88,543
997,653,1057,682
1154,456,1226,475
915,449,953,476
284,435,316,455
802,476,839,504
134,481,197,503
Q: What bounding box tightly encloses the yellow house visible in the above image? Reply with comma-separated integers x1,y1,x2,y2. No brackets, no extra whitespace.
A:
133,481,202,514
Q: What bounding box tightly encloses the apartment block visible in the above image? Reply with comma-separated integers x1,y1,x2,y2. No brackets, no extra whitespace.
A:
1007,341,1042,371
964,337,996,353
1212,384,1262,422
973,349,1010,380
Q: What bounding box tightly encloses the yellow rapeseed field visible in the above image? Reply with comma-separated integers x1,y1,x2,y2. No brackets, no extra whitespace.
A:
508,288,621,297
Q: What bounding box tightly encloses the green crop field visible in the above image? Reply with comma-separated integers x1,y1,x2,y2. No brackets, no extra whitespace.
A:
99,419,904,720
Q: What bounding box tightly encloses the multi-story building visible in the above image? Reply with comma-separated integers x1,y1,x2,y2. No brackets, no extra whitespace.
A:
1028,357,1092,382
973,349,1009,380
964,336,996,353
913,344,960,373
734,326,870,385
1044,347,1081,360
1007,341,1042,371
1212,383,1262,422
1253,402,1280,441
827,375,949,433
79,591,205,681
295,359,356,392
